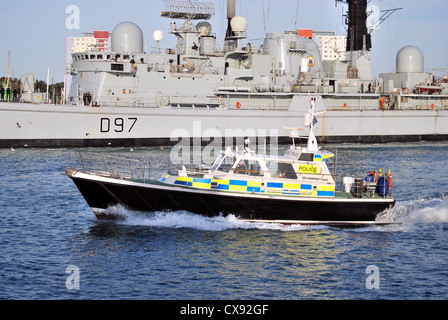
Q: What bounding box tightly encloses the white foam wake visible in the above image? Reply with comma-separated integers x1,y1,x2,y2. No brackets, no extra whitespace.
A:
108,207,319,232
379,195,448,224
100,194,448,232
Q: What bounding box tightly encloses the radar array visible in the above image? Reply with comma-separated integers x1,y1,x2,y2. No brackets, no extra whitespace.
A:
161,0,215,20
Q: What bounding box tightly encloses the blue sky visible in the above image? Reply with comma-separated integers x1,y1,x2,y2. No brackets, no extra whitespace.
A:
1,0,447,82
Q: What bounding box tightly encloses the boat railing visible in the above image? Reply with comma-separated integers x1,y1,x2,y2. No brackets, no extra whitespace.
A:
339,173,393,199
76,151,151,182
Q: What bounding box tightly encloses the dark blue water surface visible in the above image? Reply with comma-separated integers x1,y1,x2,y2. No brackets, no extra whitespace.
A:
1,142,448,301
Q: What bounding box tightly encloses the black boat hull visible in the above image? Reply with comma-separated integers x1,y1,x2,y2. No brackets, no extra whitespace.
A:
68,172,395,224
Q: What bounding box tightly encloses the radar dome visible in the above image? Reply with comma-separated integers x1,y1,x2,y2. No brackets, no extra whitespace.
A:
111,22,144,54
396,45,424,73
196,21,212,36
230,16,247,34
153,30,163,42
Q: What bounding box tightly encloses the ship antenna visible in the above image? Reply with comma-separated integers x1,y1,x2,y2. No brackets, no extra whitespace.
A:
294,0,300,29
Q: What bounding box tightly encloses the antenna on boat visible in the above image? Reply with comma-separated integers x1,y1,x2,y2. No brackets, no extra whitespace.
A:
282,126,304,149
304,96,325,152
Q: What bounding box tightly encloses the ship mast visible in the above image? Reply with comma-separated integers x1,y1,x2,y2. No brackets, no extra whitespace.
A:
335,0,402,78
335,0,371,78
225,0,236,40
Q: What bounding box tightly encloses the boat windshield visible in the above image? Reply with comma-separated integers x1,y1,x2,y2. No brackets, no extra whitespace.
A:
266,161,298,179
217,156,235,173
211,154,225,171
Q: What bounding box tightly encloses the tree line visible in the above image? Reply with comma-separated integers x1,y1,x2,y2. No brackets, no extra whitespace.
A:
1,76,65,103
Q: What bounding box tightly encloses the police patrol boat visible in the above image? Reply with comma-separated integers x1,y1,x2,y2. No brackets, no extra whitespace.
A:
66,98,395,226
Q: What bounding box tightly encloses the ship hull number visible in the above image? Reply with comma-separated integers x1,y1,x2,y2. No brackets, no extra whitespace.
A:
100,117,138,133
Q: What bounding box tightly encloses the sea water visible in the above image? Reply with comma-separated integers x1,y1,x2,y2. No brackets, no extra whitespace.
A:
1,142,447,300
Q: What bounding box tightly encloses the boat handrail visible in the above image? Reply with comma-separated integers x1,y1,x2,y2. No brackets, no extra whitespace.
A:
76,150,151,182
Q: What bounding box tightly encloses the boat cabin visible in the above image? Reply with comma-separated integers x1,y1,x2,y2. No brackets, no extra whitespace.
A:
161,144,336,198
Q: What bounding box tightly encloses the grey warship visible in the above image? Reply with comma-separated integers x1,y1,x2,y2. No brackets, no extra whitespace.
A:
1,0,447,148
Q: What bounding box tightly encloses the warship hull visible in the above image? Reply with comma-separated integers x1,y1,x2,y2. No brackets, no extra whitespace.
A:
1,101,447,148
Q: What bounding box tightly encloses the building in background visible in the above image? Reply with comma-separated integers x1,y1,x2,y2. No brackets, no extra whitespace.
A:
312,31,347,61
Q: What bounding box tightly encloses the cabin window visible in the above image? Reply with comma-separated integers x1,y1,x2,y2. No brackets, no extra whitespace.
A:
234,160,263,176
298,153,314,162
217,156,235,173
266,161,297,179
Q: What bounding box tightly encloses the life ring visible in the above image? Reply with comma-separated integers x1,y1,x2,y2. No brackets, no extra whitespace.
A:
343,103,348,108
307,56,315,68
236,102,241,109
431,104,435,109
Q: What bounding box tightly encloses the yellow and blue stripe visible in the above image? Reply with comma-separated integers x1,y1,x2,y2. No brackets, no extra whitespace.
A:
172,177,335,197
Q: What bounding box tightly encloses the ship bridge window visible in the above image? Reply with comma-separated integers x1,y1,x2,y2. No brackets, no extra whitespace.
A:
217,156,235,173
90,54,96,59
298,153,314,162
266,161,297,179
234,160,263,176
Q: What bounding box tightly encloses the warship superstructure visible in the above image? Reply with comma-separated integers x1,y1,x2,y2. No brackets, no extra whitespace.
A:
1,0,447,148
